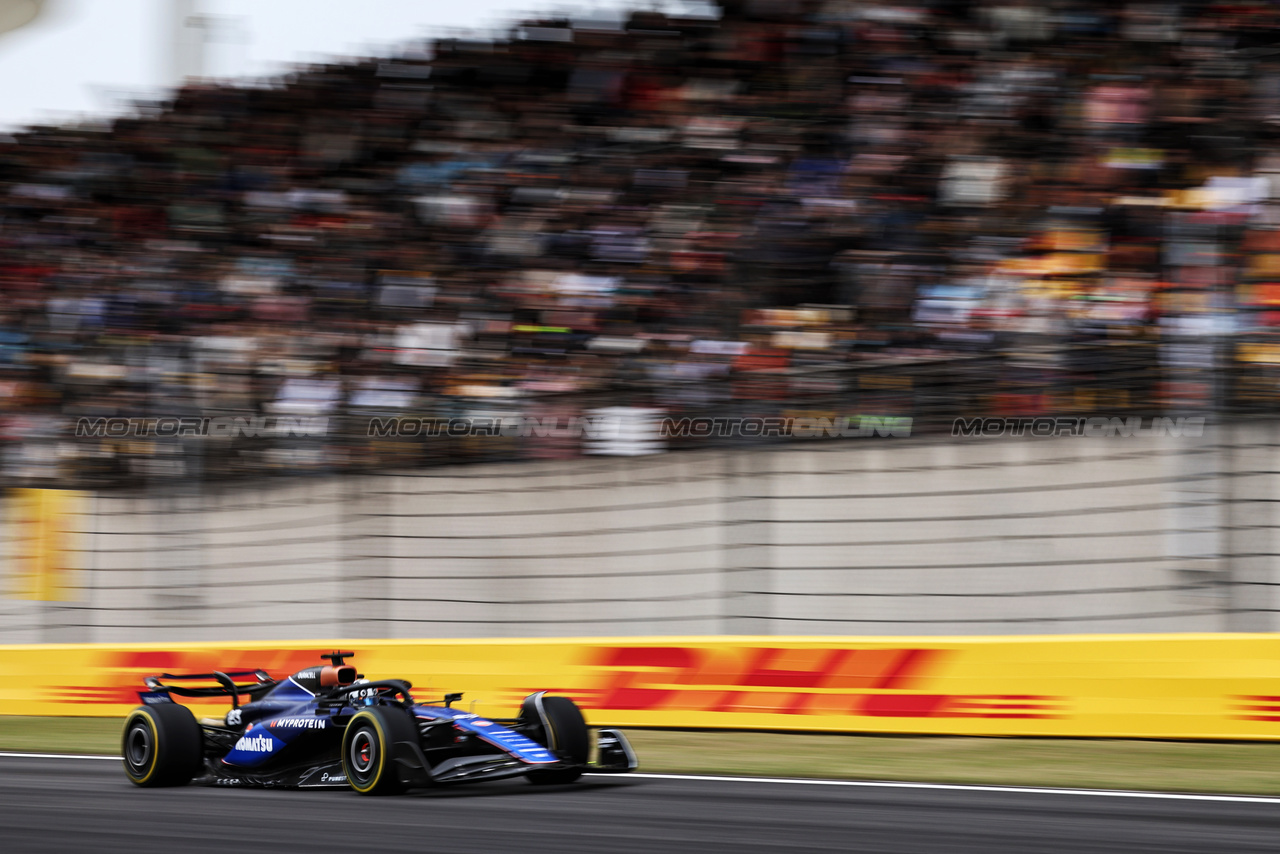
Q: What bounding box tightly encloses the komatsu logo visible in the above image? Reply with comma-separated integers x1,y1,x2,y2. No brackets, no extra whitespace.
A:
234,735,274,753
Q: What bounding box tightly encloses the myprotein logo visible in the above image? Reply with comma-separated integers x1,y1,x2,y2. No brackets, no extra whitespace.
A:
234,734,274,753
269,717,329,729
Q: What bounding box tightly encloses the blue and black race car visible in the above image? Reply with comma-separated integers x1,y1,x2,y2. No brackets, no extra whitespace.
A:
122,651,636,793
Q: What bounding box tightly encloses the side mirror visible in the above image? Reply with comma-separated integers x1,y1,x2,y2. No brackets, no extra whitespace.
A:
443,692,464,708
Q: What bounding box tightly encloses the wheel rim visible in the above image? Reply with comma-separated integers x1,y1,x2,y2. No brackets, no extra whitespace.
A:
350,729,376,778
125,722,152,774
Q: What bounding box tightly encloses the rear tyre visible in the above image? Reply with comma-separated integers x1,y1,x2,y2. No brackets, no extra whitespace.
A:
122,704,203,787
527,695,589,785
342,707,413,795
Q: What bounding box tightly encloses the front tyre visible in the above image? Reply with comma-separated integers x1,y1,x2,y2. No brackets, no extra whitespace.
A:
122,704,203,787
527,695,589,785
342,708,412,795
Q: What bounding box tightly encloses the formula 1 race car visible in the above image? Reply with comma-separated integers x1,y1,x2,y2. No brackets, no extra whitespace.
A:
122,651,636,793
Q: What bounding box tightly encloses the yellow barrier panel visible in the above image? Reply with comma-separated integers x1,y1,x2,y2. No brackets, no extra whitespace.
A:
5,489,84,601
4,634,1280,739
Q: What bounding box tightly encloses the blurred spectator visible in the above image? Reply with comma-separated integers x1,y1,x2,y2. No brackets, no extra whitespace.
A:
3,0,1280,485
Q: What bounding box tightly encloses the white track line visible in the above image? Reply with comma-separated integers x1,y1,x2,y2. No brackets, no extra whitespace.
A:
0,752,118,761
2,754,1275,804
585,772,1280,805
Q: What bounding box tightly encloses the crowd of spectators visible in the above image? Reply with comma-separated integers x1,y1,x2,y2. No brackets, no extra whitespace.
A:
3,0,1280,484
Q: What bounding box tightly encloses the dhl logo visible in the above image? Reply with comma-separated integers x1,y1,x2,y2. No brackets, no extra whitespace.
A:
1233,696,1280,722
565,646,1065,720
49,649,322,708
47,644,1069,721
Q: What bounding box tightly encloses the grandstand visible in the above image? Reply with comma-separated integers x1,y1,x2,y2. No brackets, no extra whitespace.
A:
3,1,1278,485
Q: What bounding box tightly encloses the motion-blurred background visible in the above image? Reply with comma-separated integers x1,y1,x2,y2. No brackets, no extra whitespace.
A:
1,0,1278,644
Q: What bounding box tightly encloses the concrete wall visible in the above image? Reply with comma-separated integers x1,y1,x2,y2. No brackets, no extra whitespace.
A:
3,422,1272,643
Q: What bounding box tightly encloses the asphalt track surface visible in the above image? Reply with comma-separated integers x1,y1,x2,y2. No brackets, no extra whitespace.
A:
5,755,1280,854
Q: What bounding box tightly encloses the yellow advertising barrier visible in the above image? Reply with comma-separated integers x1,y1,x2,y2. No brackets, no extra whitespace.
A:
6,488,85,601
4,634,1280,740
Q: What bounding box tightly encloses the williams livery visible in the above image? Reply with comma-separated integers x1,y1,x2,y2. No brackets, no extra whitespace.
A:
122,651,637,793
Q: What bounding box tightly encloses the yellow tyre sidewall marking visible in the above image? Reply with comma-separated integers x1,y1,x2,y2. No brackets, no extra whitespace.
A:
346,712,387,793
123,710,160,785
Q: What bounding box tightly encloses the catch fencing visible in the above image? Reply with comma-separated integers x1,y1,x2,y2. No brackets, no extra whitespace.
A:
1,335,1255,489
3,420,1279,643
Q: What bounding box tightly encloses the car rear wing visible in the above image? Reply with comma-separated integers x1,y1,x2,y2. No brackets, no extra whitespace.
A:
143,670,277,707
